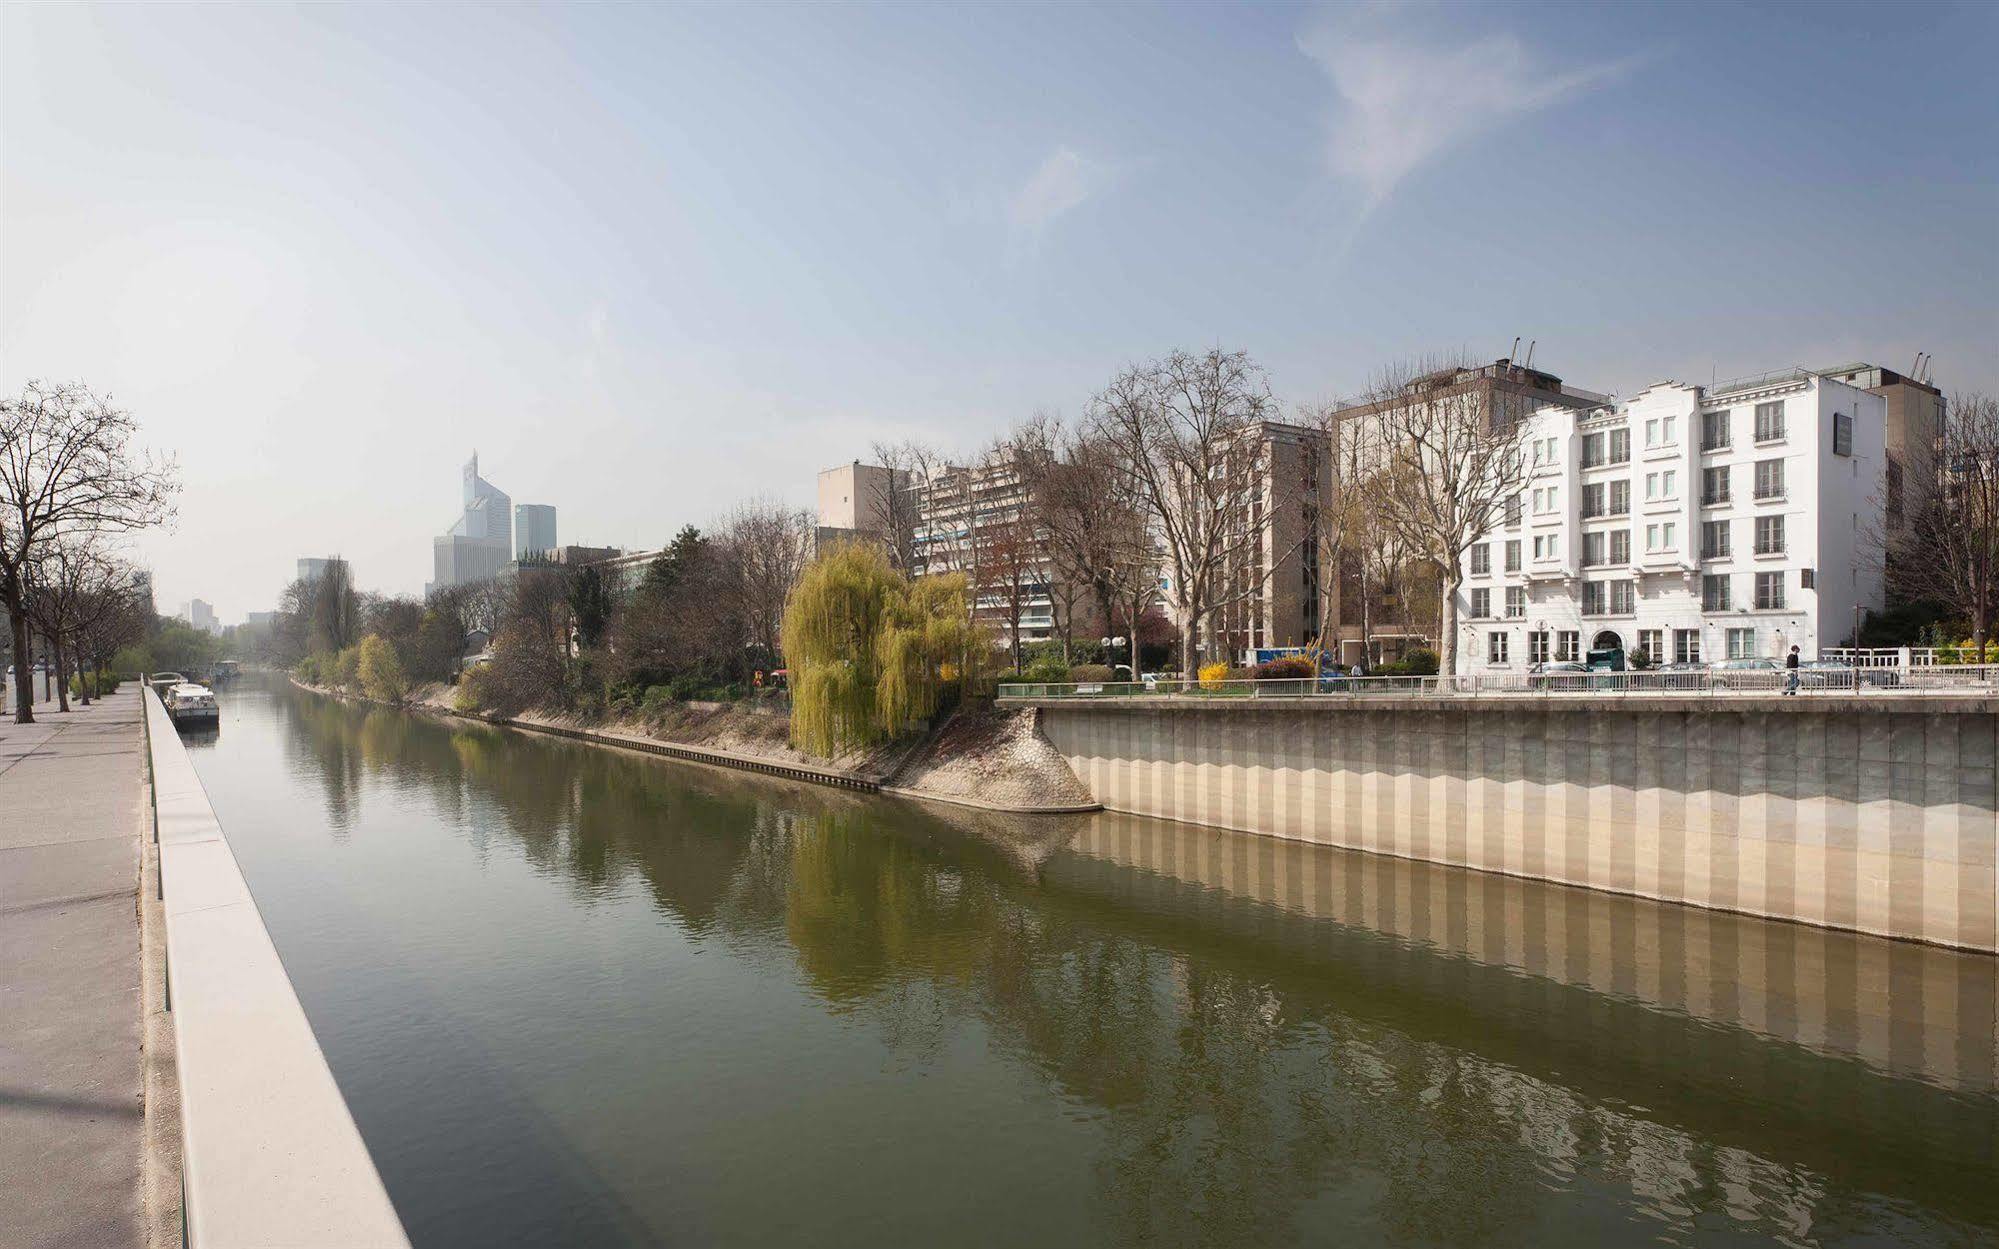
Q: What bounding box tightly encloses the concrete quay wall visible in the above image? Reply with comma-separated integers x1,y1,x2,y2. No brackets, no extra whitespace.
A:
1023,696,1999,953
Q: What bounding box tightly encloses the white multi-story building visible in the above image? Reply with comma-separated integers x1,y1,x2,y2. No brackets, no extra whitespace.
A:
1455,368,1886,674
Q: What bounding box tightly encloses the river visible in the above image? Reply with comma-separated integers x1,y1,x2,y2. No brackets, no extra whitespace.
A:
182,675,1997,1248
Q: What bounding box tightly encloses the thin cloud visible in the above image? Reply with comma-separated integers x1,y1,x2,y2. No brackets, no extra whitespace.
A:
1300,17,1633,214
1006,146,1107,242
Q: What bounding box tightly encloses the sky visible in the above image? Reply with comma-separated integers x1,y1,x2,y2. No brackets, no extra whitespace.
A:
4,1,1994,622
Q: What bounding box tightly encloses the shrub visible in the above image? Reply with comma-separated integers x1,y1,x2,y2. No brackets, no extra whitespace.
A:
454,665,490,713
358,635,411,704
333,645,364,695
295,654,323,685
1401,648,1440,676
1068,664,1115,683
641,685,678,721
1254,656,1316,681
1198,661,1232,690
1021,654,1070,683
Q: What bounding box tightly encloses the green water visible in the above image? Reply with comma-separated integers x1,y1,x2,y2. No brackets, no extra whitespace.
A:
182,676,1997,1248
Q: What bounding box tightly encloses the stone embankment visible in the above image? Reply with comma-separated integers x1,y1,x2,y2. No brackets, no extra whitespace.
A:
296,679,1096,813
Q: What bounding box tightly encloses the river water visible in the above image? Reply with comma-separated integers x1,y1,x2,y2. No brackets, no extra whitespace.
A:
183,676,1996,1248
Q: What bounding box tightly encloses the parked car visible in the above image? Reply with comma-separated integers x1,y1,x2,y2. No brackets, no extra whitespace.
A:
1710,658,1781,690
165,682,219,727
1798,659,1857,690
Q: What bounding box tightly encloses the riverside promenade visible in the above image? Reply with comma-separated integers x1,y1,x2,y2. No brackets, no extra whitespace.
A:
0,684,166,1248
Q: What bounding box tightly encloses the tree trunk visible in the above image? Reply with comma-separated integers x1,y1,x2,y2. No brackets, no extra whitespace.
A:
8,603,32,724
53,635,70,712
1181,615,1200,681
1358,561,1373,667
76,639,91,705
1439,574,1462,675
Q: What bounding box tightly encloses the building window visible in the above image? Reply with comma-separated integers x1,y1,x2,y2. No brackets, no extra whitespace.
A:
1833,411,1853,457
1581,483,1606,519
1488,631,1510,665
1582,432,1605,468
1754,571,1786,610
1504,539,1521,573
1645,522,1677,553
1582,581,1606,615
1675,629,1701,664
1470,544,1491,576
1582,531,1606,567
1638,629,1663,663
1470,588,1491,618
1645,416,1676,449
1610,530,1630,564
1754,458,1785,500
1505,586,1526,618
1506,494,1523,527
1645,470,1677,500
1755,401,1785,443
1533,487,1557,515
1529,631,1550,664
1557,631,1580,662
1754,514,1786,555
1532,534,1553,560
1702,519,1731,559
1800,567,1815,589
1608,480,1630,515
1611,579,1634,614
1701,410,1730,452
1702,465,1730,506
1702,574,1731,611
1608,428,1630,464
1726,627,1756,659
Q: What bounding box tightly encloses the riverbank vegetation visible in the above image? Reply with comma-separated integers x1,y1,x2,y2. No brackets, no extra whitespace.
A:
782,542,979,755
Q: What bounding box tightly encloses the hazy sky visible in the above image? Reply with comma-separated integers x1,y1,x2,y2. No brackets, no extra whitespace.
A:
4,1,1994,621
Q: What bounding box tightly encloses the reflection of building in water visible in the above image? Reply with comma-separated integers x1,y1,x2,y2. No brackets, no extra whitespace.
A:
1053,815,1995,1096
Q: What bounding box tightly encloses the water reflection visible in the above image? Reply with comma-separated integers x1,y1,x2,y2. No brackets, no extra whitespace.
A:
196,678,1995,1248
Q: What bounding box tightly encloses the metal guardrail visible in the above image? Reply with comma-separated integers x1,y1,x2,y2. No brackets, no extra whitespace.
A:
998,665,1999,701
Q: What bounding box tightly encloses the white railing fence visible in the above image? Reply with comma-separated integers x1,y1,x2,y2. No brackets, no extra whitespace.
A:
999,665,1999,701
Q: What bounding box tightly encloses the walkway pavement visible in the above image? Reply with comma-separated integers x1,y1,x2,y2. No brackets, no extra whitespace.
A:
0,685,150,1249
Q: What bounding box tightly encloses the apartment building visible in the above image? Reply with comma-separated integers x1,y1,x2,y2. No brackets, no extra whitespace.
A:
1325,358,1606,665
1455,368,1886,675
1205,419,1336,659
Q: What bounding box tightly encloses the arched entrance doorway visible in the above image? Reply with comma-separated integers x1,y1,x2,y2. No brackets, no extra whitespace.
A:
1591,630,1623,653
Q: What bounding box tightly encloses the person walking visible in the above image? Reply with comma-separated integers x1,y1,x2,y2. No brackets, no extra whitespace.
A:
1783,644,1801,695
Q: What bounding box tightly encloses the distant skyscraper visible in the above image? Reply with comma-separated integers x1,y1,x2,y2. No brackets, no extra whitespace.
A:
183,598,219,635
515,503,557,560
297,557,332,584
432,452,513,589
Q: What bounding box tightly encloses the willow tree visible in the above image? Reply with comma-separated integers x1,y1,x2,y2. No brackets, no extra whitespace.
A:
781,542,975,757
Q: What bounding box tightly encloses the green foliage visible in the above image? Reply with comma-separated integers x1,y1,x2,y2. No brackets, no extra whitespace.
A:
454,665,491,713
1020,654,1070,683
358,634,410,703
641,684,678,721
566,565,614,649
145,618,222,676
780,542,976,756
69,671,117,698
1401,647,1440,676
332,644,363,695
1254,656,1316,680
295,654,324,684
1068,664,1115,682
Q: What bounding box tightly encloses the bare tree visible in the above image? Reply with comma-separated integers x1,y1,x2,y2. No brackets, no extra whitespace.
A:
865,440,939,571
73,560,149,698
1020,417,1155,670
716,498,814,664
0,381,178,722
1895,392,1999,652
1088,348,1294,678
1342,358,1532,675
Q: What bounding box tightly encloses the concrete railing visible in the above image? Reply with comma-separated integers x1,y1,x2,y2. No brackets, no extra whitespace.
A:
145,683,410,1248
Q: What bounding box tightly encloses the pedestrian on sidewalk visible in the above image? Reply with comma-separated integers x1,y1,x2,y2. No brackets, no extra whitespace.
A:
1784,644,1801,695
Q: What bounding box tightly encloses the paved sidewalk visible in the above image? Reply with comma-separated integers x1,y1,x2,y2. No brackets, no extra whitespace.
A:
0,686,149,1249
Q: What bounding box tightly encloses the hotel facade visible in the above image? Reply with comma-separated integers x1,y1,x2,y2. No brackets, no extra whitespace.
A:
1454,368,1888,675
